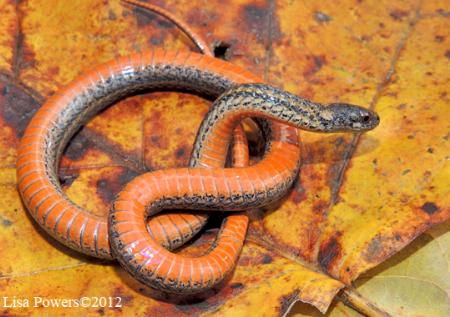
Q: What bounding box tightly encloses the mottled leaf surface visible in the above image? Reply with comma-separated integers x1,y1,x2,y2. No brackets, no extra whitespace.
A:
0,0,448,316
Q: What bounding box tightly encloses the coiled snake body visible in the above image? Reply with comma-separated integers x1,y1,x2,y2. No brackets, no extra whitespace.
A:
17,50,262,260
17,49,379,293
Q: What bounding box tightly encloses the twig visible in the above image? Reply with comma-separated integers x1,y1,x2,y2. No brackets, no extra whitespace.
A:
339,287,392,317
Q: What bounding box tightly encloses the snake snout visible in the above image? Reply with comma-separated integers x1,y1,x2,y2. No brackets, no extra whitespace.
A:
359,108,380,130
328,103,380,132
351,108,380,130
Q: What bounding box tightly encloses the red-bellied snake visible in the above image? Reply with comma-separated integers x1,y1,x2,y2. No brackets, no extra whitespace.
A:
16,0,380,293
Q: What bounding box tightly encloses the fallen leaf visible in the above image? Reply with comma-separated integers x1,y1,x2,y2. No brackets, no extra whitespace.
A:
289,221,450,316
0,0,448,316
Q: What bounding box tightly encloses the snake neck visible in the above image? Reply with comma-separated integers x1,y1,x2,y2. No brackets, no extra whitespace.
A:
190,83,325,166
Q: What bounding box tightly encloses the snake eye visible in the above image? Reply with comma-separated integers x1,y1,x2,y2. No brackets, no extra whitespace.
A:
363,115,370,122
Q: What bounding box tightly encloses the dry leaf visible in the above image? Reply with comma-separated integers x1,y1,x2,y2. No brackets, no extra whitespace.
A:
0,0,448,316
290,221,450,316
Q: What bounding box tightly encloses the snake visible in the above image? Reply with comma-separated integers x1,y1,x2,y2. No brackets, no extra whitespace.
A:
16,1,380,293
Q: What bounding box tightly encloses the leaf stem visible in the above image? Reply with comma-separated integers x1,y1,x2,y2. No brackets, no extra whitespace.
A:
339,288,392,317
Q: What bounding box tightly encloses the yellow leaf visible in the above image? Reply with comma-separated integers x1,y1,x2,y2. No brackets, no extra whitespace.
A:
0,0,448,316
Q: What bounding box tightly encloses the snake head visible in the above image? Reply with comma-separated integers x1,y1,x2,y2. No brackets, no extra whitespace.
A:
325,103,380,132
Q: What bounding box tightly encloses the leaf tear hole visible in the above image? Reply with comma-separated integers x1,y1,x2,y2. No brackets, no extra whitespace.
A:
213,41,231,60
